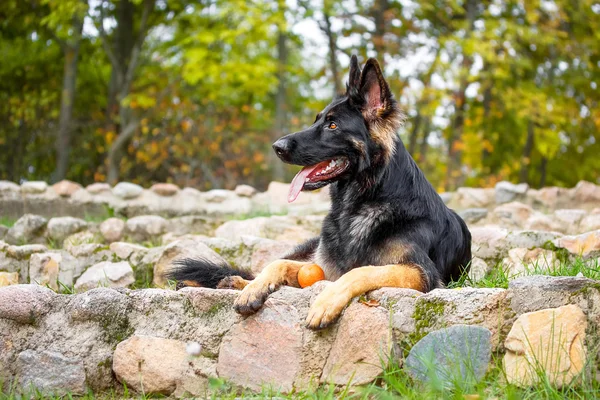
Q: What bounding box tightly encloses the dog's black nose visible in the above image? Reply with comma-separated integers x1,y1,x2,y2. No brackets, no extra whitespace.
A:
272,138,291,159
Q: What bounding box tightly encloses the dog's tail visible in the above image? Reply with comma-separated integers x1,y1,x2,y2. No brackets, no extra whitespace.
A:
167,258,254,289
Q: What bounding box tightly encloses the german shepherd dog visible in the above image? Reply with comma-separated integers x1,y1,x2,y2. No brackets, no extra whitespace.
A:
170,56,472,330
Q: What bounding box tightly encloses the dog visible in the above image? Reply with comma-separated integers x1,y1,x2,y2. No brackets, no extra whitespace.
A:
170,55,472,330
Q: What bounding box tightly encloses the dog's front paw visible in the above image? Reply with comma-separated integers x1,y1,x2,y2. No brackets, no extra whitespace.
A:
305,285,351,330
234,279,277,315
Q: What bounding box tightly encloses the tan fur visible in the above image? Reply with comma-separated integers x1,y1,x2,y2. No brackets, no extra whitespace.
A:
305,263,425,329
367,107,405,160
216,275,250,290
234,259,310,314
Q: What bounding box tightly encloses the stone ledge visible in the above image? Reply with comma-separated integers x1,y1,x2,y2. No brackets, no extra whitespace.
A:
1,276,599,396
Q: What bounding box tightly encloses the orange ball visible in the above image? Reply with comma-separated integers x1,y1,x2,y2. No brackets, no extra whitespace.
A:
297,264,325,288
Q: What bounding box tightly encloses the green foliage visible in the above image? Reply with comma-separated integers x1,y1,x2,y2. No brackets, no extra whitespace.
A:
0,0,598,190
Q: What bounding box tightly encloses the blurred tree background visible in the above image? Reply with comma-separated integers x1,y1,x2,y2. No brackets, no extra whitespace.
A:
0,0,598,191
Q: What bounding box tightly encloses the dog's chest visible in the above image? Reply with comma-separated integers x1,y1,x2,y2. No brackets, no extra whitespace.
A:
316,204,390,280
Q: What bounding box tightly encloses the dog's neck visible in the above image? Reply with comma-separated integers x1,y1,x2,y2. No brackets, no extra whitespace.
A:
330,137,441,213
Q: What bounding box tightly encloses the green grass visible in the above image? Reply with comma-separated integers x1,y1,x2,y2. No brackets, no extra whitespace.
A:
0,216,16,228
449,257,600,290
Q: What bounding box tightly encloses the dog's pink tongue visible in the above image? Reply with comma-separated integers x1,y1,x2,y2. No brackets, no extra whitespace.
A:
288,165,319,203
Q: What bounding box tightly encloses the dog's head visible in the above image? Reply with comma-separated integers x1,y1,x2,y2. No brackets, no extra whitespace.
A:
274,56,404,202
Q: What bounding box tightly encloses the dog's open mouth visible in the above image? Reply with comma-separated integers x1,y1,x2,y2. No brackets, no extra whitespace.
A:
288,157,349,203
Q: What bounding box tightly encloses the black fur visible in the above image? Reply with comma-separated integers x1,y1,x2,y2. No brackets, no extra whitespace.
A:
168,258,254,288
171,55,471,291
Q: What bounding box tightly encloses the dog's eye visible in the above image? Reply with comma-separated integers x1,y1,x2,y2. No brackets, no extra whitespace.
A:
328,122,338,130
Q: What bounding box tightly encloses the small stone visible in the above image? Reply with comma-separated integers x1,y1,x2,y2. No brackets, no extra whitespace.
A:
86,182,112,194
0,180,21,198
21,181,48,194
470,226,509,260
458,208,488,224
126,215,167,242
153,238,226,287
0,271,18,287
580,214,600,233
235,184,258,197
554,209,586,233
47,217,88,243
0,284,55,324
29,253,61,290
74,261,134,292
502,248,557,278
454,188,494,209
113,182,144,199
6,244,48,259
405,325,492,386
5,214,48,245
186,342,202,356
495,181,529,204
524,214,562,233
110,242,148,262
553,230,600,258
17,350,86,395
492,202,534,227
113,335,214,396
468,257,490,282
100,218,126,243
572,181,600,203
150,183,180,196
64,231,101,254
52,180,83,197
504,304,587,388
203,189,230,203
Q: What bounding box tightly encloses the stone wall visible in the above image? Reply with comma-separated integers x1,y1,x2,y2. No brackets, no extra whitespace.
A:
1,179,599,220
1,276,599,396
1,179,600,396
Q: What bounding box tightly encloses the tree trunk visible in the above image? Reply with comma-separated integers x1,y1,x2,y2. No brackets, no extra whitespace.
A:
271,31,288,182
322,11,341,96
519,120,535,183
372,0,389,65
51,16,84,183
539,156,547,188
100,0,153,184
444,0,477,191
408,111,422,156
419,118,431,164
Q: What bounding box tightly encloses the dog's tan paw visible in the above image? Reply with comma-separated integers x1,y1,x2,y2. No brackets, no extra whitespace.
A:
305,287,351,330
234,279,277,315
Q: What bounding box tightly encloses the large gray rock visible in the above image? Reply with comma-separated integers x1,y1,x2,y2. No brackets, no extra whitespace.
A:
495,181,528,204
405,325,492,387
5,214,47,245
17,350,86,395
47,217,88,243
553,209,586,233
74,261,134,292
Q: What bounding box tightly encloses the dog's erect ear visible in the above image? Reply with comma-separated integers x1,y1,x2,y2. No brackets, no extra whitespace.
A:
357,58,392,121
346,55,362,96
